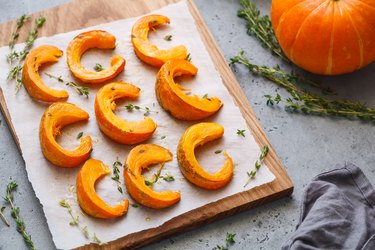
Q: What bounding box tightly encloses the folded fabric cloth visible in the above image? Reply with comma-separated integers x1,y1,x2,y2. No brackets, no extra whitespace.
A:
282,163,375,250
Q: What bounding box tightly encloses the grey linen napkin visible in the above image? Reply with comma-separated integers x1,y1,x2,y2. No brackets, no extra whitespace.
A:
282,163,375,250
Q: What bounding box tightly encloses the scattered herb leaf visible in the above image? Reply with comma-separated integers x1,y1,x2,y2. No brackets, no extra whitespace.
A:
215,150,223,154
162,174,175,182
77,132,83,140
236,129,246,137
186,53,192,62
94,63,104,72
164,35,173,41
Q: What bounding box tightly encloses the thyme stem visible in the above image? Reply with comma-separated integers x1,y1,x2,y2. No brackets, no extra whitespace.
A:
0,207,10,227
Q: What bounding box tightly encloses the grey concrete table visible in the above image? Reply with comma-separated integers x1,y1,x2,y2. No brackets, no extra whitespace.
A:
1,0,375,249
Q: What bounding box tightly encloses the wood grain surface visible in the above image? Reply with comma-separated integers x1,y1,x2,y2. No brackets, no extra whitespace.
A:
0,0,293,249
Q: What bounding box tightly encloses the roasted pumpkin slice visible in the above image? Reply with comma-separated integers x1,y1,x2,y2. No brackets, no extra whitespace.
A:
131,14,187,67
67,30,125,83
22,45,68,102
95,82,156,144
124,144,180,209
39,102,92,168
77,158,129,219
177,122,233,190
156,59,222,120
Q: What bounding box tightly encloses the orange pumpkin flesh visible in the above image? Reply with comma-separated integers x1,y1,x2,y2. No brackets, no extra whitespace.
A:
39,102,92,168
131,14,187,67
271,0,375,75
77,158,129,219
124,144,180,209
67,30,125,83
156,59,222,120
95,82,156,144
177,122,233,190
22,45,68,102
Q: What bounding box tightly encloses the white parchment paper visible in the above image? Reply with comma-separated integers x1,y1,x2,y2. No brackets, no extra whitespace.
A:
0,1,275,249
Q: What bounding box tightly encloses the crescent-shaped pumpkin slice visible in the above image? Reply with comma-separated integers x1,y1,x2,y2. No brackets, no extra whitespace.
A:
67,30,125,83
156,59,222,120
39,102,92,168
124,144,180,209
76,158,129,219
177,122,233,190
131,14,187,67
95,82,157,144
22,45,68,102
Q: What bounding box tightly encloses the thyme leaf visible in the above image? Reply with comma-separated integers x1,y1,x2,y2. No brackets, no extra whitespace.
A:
76,132,83,140
236,129,246,137
164,35,173,41
93,63,104,72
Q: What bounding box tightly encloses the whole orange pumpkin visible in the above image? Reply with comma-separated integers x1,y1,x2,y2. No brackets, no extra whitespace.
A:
271,0,375,75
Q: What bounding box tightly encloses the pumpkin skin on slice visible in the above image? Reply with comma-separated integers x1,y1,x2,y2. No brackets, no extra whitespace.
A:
76,158,129,219
131,14,187,67
124,144,180,209
22,45,68,102
156,59,222,120
177,122,233,190
67,30,125,83
95,82,157,144
39,102,92,168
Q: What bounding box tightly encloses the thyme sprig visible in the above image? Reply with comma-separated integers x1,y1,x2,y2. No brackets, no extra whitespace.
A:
0,206,10,227
4,182,35,250
59,199,104,244
125,103,158,116
144,163,176,186
7,16,46,92
230,52,375,122
238,0,288,62
244,145,269,187
8,14,29,52
45,73,90,98
112,158,123,193
144,163,175,186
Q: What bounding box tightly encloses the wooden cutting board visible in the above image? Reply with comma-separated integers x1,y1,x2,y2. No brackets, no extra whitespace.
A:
0,0,293,249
